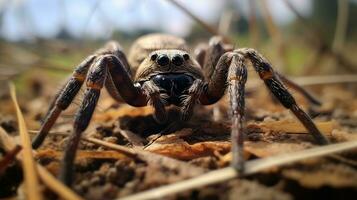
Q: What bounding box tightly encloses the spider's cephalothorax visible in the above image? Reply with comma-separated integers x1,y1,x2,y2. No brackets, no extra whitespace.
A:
31,33,329,186
136,49,204,109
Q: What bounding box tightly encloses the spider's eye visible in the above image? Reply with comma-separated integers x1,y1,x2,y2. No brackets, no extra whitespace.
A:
150,53,158,61
172,54,184,66
157,55,170,66
183,54,190,61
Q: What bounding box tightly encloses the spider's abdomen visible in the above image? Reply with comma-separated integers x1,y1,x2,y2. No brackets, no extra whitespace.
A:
151,73,194,106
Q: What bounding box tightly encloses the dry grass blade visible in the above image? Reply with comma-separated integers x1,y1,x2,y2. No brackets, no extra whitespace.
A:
36,149,129,160
0,125,83,200
37,165,84,200
120,140,357,200
9,83,44,200
292,74,357,86
82,136,137,156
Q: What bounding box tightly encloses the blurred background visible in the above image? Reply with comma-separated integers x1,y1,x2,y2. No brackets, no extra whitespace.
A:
0,0,356,97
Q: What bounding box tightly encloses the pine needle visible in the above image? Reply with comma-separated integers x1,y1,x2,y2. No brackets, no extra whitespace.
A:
120,140,357,200
9,83,44,200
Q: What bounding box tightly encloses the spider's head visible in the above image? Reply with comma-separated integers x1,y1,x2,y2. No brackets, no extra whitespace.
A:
135,49,204,81
135,49,204,106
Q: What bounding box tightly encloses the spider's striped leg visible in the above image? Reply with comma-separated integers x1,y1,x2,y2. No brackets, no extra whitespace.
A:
141,80,168,123
238,48,329,145
277,72,321,106
59,53,149,185
32,55,96,149
59,56,107,185
194,36,233,121
99,41,147,105
199,52,248,171
227,53,248,172
180,79,205,121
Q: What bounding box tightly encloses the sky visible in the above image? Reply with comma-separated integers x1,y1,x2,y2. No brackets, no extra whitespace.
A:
0,0,313,41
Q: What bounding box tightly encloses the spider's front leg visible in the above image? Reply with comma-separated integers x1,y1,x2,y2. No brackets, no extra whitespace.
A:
32,55,96,148
227,54,248,171
59,54,148,185
59,56,107,185
33,41,149,185
199,52,248,171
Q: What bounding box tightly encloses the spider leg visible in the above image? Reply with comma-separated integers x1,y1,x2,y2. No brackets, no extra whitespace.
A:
196,37,321,107
106,54,147,107
277,72,321,106
180,79,205,121
228,53,248,172
198,51,248,171
59,56,107,185
202,36,228,79
99,41,146,104
32,55,96,149
59,53,149,185
237,48,329,145
194,43,207,67
141,80,168,123
199,52,232,105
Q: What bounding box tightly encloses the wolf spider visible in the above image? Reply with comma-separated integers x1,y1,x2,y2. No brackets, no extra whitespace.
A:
32,34,329,185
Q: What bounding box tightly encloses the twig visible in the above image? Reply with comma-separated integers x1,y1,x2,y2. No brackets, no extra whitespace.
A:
292,74,357,86
9,83,44,200
0,145,22,175
332,0,349,52
0,127,17,151
165,0,232,43
120,140,357,200
248,0,260,47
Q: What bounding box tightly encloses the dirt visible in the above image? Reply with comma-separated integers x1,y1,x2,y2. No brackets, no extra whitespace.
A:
0,81,356,199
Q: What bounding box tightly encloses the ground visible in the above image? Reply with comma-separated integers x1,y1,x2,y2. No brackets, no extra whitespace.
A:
0,75,356,200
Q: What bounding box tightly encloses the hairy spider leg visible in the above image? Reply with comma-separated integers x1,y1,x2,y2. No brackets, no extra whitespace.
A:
227,53,248,171
237,48,329,145
32,55,96,149
59,56,107,185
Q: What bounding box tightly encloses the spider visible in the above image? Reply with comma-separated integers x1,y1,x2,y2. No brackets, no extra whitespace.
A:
31,34,329,186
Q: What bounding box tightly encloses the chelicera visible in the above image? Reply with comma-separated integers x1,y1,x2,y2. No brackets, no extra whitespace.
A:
31,34,329,185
